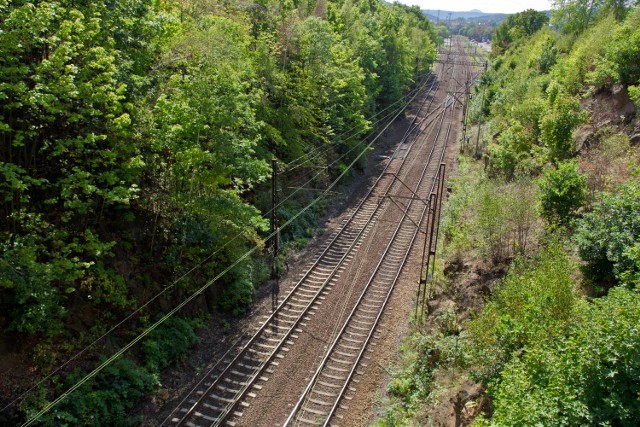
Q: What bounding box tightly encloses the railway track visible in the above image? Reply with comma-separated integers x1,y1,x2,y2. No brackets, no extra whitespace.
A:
165,72,443,427
283,41,467,427
164,38,475,427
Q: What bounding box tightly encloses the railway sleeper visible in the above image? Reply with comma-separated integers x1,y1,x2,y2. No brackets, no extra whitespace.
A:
272,312,299,321
308,397,331,406
357,307,379,315
300,281,324,289
326,364,350,373
321,371,347,381
338,343,362,351
285,301,308,309
222,377,248,387
192,411,217,422
353,313,376,323
207,392,235,403
215,384,240,395
360,301,382,310
334,349,357,358
346,325,371,337
290,296,313,304
201,402,224,413
348,323,373,332
312,388,338,398
254,341,276,350
330,356,353,365
236,361,262,371
301,406,329,416
318,380,342,388
297,415,324,425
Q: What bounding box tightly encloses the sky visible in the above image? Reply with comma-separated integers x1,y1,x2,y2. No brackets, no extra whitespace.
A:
395,0,553,14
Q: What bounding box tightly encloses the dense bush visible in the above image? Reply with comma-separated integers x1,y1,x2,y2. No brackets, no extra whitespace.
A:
477,287,640,426
142,316,200,372
540,84,586,161
468,244,579,382
589,8,640,87
31,357,157,427
25,315,200,426
574,178,640,286
538,160,587,226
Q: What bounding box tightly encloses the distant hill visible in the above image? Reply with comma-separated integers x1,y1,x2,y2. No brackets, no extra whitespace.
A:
422,9,508,21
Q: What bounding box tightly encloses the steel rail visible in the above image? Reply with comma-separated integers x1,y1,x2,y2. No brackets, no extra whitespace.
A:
284,43,467,427
167,72,443,427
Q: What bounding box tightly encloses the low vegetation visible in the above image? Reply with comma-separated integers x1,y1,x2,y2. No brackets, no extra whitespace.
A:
378,3,640,426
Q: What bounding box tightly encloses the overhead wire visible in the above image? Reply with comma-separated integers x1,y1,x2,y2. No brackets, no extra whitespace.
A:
15,73,433,426
21,76,422,426
282,72,432,173
160,73,436,426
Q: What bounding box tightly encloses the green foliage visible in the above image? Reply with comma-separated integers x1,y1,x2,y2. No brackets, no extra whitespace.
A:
218,277,255,316
30,357,157,427
441,158,538,261
552,0,637,35
629,85,640,107
468,243,579,383
492,9,549,54
0,0,440,336
589,8,640,86
490,121,533,179
480,286,640,426
540,83,587,160
379,309,469,426
476,181,510,261
142,316,199,372
0,232,64,335
538,160,587,226
440,157,474,257
574,178,640,285
550,16,616,94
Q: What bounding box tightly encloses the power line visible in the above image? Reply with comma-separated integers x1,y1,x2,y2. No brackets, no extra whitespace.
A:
283,72,432,172
12,76,431,425
21,77,421,426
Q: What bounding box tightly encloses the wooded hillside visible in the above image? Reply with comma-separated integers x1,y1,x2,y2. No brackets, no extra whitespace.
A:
0,0,439,424
378,3,640,426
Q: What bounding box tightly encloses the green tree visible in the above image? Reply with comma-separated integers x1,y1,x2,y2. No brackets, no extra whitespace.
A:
538,160,587,226
492,9,549,54
540,83,586,160
589,8,640,87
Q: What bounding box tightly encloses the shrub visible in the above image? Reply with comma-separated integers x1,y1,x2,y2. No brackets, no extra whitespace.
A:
538,160,587,226
468,244,578,383
218,276,255,316
551,16,616,94
629,85,640,108
574,178,640,286
540,85,586,161
476,181,510,261
142,316,199,372
589,8,640,87
482,287,640,426
32,358,157,427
